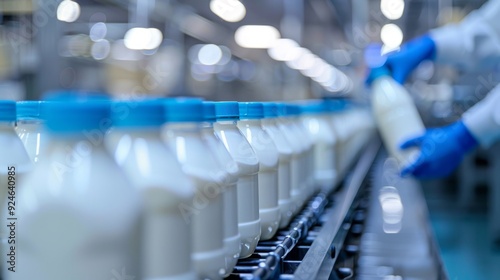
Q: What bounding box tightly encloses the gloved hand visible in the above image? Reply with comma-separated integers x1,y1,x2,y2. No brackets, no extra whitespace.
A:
365,34,437,84
400,120,479,179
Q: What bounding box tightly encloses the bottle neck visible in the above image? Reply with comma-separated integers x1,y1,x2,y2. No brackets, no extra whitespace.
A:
238,118,262,126
215,119,238,126
112,126,161,138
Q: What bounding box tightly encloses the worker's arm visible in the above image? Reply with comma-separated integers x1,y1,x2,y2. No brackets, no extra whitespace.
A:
462,84,500,147
431,0,500,71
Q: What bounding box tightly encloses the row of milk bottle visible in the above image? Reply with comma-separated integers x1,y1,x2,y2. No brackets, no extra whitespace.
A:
0,96,374,280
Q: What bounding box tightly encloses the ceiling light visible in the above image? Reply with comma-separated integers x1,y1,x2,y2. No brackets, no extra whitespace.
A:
198,44,223,66
124,28,163,50
381,0,405,20
235,25,280,49
57,0,81,23
210,0,246,23
267,38,300,61
380,24,403,49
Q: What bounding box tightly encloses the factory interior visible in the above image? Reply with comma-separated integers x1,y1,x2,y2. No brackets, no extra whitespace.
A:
1,0,500,279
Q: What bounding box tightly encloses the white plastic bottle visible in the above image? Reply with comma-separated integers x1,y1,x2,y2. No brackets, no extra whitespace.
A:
370,67,425,166
9,97,141,280
275,103,305,214
299,102,337,193
325,99,351,177
213,102,260,258
261,103,294,229
0,101,32,275
286,104,314,204
161,99,227,279
237,102,280,240
105,100,196,280
15,101,48,164
201,101,240,274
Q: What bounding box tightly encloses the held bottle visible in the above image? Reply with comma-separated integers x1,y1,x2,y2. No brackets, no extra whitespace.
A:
261,103,294,228
237,102,280,240
213,102,260,258
201,101,241,274
9,96,142,280
161,99,227,279
369,67,425,166
105,100,196,280
15,101,49,164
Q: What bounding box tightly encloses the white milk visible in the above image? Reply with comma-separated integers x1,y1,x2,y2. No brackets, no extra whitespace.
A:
161,99,227,279
261,103,294,229
300,102,337,193
286,104,314,206
275,103,305,214
105,101,196,280
371,69,425,167
201,102,240,274
213,101,260,259
7,98,141,280
237,102,280,241
15,101,48,164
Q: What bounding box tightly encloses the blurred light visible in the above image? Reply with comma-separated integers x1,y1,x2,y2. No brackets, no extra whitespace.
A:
381,0,405,20
267,38,300,61
285,48,313,70
210,0,246,23
301,58,328,78
380,24,403,49
191,64,212,81
312,65,333,83
217,60,239,82
91,39,111,60
111,40,142,61
90,22,107,42
379,186,403,234
188,44,203,64
218,46,232,65
124,28,163,50
57,0,81,23
235,25,280,49
198,44,223,66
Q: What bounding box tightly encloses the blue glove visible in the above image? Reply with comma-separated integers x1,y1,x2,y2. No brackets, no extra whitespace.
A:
400,120,479,179
366,34,437,84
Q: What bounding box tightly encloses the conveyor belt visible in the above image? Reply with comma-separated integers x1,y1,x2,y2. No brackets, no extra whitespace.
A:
227,138,449,280
226,139,380,280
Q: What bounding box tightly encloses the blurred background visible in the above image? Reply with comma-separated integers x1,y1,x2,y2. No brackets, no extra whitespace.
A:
2,0,500,278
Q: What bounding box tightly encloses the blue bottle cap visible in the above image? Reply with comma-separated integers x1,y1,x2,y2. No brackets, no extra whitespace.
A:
163,99,203,123
276,103,287,117
0,100,16,122
16,101,47,120
323,98,347,112
239,102,264,120
202,101,216,122
298,102,328,115
285,104,301,116
112,100,165,128
43,96,112,134
215,101,239,120
262,103,278,118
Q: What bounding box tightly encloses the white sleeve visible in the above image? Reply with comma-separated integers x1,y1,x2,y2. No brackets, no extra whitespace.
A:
462,84,500,147
430,0,500,71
